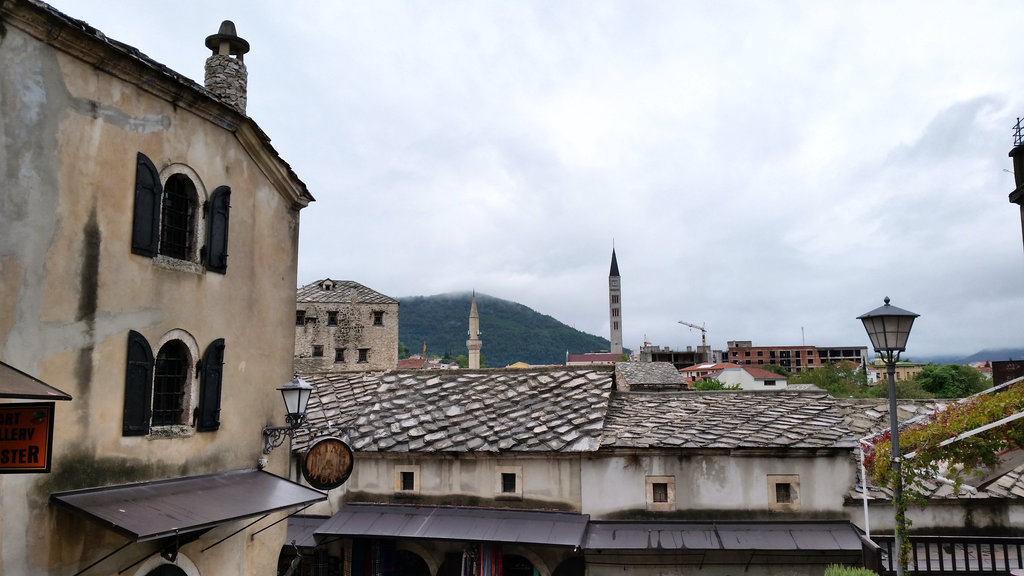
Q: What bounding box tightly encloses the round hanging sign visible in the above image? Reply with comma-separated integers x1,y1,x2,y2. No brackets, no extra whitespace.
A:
301,436,354,490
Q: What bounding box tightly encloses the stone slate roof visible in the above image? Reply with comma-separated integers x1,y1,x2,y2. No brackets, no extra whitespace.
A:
295,369,858,454
294,368,614,453
601,391,856,450
615,362,690,391
296,279,398,305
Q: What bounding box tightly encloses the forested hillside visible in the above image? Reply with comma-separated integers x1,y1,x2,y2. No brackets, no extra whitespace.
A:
398,292,617,367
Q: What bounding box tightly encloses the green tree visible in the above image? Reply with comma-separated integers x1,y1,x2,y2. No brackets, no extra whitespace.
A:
788,362,867,397
397,341,410,359
693,379,740,391
912,364,988,398
762,364,791,377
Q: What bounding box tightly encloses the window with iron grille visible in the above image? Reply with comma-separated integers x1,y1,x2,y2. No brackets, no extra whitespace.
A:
159,174,195,260
335,348,345,363
312,345,323,358
328,311,338,326
358,348,369,363
652,482,668,503
296,311,305,326
401,471,415,491
372,311,384,326
152,341,188,426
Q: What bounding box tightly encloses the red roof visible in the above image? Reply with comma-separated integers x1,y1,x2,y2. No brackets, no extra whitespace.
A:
741,366,787,380
566,353,621,364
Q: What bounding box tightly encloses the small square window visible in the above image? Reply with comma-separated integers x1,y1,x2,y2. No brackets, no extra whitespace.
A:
768,474,800,512
296,311,305,326
394,465,420,494
312,345,323,358
372,311,384,326
334,348,345,363
358,348,369,363
495,465,522,500
646,476,675,511
328,311,338,326
764,380,776,386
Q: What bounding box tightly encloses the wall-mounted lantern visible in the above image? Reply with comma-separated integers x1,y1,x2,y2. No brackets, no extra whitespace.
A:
262,374,313,454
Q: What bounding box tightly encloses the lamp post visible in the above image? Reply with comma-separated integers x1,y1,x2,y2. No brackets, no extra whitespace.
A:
858,297,918,576
262,374,314,454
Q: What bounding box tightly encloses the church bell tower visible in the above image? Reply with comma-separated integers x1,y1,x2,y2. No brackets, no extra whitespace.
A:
608,249,623,355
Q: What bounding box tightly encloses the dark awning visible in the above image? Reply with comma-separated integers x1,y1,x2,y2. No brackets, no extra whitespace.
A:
316,504,590,548
51,469,326,542
287,515,330,548
0,360,72,400
585,521,863,552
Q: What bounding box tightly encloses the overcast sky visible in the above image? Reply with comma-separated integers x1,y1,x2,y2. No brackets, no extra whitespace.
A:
55,1,1024,358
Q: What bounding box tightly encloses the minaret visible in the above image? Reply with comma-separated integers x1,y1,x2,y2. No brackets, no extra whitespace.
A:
467,292,482,369
204,21,250,114
608,249,623,355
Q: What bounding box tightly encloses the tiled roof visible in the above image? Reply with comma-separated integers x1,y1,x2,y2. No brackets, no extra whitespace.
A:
740,366,788,381
294,370,858,456
296,279,398,305
615,362,690,391
679,363,738,373
601,391,856,450
294,368,615,453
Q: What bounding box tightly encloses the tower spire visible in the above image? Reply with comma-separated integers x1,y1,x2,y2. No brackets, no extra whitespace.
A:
608,249,623,355
467,292,482,369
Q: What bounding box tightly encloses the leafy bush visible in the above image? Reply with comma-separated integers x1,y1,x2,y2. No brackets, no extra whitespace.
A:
824,565,878,576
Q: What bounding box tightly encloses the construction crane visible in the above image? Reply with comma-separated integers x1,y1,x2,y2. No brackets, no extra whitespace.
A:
678,321,708,362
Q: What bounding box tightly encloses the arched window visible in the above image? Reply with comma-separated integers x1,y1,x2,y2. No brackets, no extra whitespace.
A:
153,340,189,426
160,174,197,260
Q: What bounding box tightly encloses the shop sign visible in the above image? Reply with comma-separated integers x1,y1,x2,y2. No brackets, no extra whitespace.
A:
301,437,353,490
0,402,55,473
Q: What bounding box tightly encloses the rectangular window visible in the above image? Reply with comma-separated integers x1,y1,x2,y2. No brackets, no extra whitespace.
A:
328,311,338,326
646,476,675,511
394,465,420,494
757,351,763,356
296,311,305,326
795,350,801,358
501,473,517,493
652,482,668,503
744,351,750,357
764,380,776,386
612,321,619,330
768,474,800,511
372,311,384,326
611,308,619,317
334,348,345,363
312,345,323,358
358,348,369,363
495,465,523,499
611,295,619,304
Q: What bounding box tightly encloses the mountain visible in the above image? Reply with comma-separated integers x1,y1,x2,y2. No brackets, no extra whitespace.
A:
912,348,1024,365
397,292,617,367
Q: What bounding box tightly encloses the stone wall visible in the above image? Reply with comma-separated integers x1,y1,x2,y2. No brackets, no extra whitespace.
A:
294,301,399,372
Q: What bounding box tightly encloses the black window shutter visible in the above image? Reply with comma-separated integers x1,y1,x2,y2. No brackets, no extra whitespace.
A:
132,153,162,257
123,330,154,436
197,338,225,431
205,186,231,273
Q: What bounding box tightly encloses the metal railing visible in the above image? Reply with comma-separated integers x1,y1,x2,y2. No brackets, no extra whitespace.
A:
1015,117,1024,147
870,535,1024,575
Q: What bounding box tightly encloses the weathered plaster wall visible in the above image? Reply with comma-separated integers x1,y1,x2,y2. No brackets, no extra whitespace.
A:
1,16,301,576
581,451,857,520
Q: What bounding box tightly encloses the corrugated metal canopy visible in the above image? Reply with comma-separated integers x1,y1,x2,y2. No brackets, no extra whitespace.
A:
50,470,326,542
0,360,72,400
317,504,590,547
287,515,330,548
585,522,862,551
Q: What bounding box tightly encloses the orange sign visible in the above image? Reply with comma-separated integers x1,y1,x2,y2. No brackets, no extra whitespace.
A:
0,403,55,473
302,437,354,490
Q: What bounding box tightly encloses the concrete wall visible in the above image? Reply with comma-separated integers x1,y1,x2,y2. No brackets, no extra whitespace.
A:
1,11,303,576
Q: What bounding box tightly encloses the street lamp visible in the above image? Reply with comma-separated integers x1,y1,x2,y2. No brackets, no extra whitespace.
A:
262,374,314,454
858,297,919,576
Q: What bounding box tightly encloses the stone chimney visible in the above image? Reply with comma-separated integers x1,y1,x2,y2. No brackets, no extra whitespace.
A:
204,21,249,114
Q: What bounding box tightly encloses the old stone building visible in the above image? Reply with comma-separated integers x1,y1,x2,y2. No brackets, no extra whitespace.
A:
0,2,321,575
295,279,399,373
